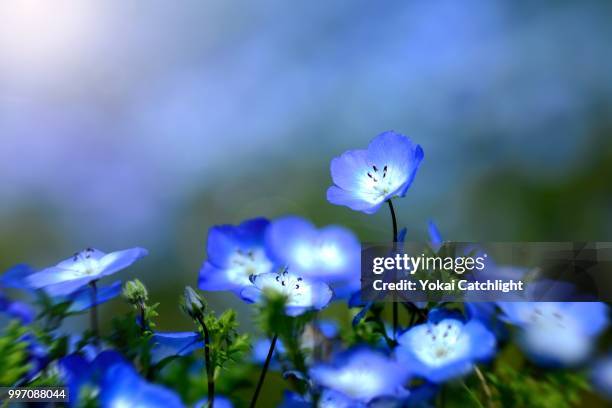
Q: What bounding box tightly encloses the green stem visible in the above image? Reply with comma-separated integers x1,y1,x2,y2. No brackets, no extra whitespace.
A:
461,381,485,408
249,334,278,408
90,280,99,346
197,316,215,407
387,199,399,338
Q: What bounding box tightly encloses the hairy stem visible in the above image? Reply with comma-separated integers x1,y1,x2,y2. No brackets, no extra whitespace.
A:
89,280,99,346
249,334,278,408
387,199,399,338
197,316,215,407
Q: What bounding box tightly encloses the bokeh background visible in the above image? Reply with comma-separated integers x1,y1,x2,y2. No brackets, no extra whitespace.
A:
1,0,611,364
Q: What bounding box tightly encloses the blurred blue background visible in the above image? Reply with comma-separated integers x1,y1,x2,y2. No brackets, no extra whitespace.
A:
1,0,611,331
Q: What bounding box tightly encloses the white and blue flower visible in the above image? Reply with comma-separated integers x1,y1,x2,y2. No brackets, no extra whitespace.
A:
198,218,274,293
309,348,410,404
498,302,608,366
240,269,332,316
265,216,360,294
327,131,423,214
26,247,147,296
396,309,496,383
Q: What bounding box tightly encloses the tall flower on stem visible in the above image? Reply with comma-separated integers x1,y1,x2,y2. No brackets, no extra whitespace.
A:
27,247,147,345
327,131,423,338
246,270,333,408
327,131,423,214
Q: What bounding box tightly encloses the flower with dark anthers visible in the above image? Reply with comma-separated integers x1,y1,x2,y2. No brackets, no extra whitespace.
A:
26,247,148,296
327,131,423,214
240,268,333,316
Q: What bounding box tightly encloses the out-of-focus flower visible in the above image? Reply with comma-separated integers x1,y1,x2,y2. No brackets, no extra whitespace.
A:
26,247,148,296
309,348,410,404
396,309,496,383
198,218,274,293
99,361,184,408
0,292,35,323
150,331,203,365
1,264,37,291
59,350,127,407
498,302,608,366
240,269,332,316
265,216,360,293
591,354,612,400
327,131,423,214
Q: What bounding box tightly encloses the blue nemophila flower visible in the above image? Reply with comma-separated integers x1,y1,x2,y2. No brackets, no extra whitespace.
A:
99,361,184,408
0,292,35,323
498,302,608,366
240,269,332,316
327,131,424,214
396,309,496,383
265,216,360,293
26,247,147,296
199,218,274,293
309,348,410,404
591,354,612,400
60,350,126,407
150,331,203,365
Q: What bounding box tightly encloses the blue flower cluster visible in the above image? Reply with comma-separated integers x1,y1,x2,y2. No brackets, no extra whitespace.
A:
198,215,362,315
1,130,610,407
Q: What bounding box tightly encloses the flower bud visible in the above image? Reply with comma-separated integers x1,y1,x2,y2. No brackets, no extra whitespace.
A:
182,286,205,319
122,279,148,306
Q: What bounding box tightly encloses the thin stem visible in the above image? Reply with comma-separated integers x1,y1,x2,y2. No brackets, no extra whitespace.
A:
249,334,278,408
387,199,398,243
387,199,399,338
89,280,99,346
474,366,493,408
197,316,215,407
461,381,485,408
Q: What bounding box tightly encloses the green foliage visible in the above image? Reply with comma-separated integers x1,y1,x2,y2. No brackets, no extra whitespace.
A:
203,309,250,375
487,363,590,408
180,287,250,376
0,321,31,386
344,303,392,348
